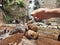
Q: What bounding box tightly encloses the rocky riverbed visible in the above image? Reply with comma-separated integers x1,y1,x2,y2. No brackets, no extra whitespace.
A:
0,23,60,45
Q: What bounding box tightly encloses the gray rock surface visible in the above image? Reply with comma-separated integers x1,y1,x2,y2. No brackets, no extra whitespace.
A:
18,39,36,45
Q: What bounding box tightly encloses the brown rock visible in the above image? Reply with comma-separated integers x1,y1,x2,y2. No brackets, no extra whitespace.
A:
37,37,60,45
25,30,39,40
0,33,23,45
39,34,58,40
28,24,38,32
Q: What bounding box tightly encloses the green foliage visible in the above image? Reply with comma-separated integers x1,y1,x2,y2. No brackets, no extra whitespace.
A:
3,0,24,9
6,15,13,23
4,11,13,23
3,0,25,12
3,0,25,23
17,0,25,8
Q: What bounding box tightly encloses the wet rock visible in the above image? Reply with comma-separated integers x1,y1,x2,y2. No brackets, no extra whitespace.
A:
0,33,23,45
39,34,58,40
37,37,60,45
9,25,26,35
18,39,36,45
25,30,39,40
28,24,38,32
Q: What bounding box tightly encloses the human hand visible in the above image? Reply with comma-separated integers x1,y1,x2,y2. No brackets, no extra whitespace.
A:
31,8,60,21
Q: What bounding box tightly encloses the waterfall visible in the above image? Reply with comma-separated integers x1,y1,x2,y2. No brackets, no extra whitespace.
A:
28,0,35,22
28,0,41,22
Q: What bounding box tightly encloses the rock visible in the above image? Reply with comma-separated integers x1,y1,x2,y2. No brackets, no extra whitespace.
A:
28,24,38,32
25,30,39,40
16,24,26,33
9,25,26,35
18,39,36,45
37,37,60,45
39,34,58,40
0,33,23,45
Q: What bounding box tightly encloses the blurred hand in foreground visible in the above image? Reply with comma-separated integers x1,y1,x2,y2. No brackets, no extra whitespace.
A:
31,8,60,21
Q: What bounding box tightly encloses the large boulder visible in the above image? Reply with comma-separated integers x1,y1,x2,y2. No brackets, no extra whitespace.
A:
36,37,60,45
0,33,23,45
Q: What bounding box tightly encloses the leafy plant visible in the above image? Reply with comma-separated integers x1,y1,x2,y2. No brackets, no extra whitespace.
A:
3,0,25,23
17,0,25,8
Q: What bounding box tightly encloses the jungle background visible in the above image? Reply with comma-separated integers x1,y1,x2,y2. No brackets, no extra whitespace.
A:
0,0,27,24
0,0,60,24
